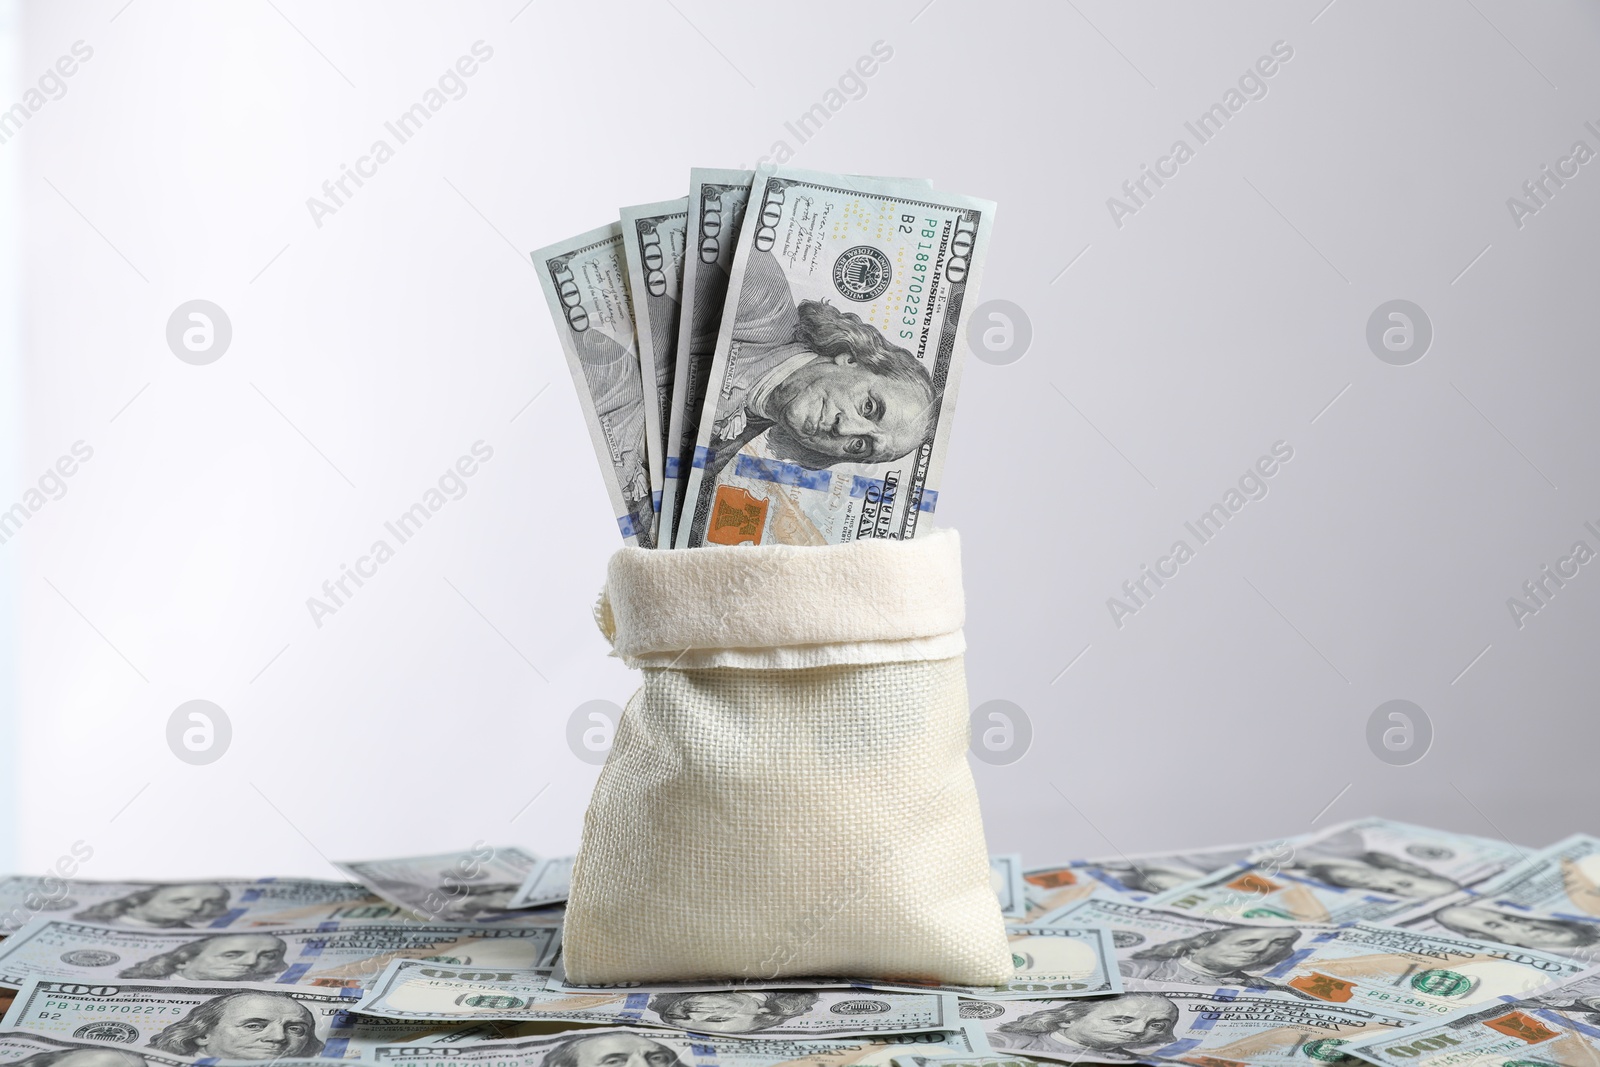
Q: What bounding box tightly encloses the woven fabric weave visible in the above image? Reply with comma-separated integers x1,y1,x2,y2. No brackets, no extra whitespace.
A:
563,530,1012,985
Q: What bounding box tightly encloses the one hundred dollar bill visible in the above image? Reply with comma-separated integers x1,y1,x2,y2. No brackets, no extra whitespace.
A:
1146,862,1413,924
1343,964,1600,1067
989,856,1025,920
1042,896,1582,1020
1022,841,1264,919
352,959,960,1038
1468,833,1600,917
0,919,561,989
546,926,1119,1001
1388,889,1600,962
1148,819,1529,924
891,1057,1030,1067
506,858,573,911
533,222,656,546
0,1029,202,1067
676,169,994,547
367,1024,992,1067
0,979,506,1060
979,989,1411,1066
334,846,541,923
1254,818,1528,899
0,876,405,935
620,197,689,529
662,168,755,546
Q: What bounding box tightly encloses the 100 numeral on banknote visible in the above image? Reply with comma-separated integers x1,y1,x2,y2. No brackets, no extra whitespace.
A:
678,171,994,548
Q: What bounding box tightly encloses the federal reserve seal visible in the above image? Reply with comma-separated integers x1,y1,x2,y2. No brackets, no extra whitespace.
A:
74,1022,139,1044
831,999,891,1015
1111,930,1146,949
1407,843,1453,861
832,245,891,301
958,1001,1005,1020
60,949,120,967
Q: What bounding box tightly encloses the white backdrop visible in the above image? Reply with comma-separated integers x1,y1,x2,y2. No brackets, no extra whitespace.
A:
5,0,1599,880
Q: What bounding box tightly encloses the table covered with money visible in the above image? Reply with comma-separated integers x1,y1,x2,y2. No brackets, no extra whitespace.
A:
1,820,1600,1067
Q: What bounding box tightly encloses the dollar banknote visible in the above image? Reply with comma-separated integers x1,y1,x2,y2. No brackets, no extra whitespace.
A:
506,858,573,911
335,846,542,923
0,1028,202,1067
979,989,1411,1067
1468,833,1600,917
1254,818,1528,899
533,222,656,546
1022,842,1264,919
1042,896,1583,1020
1388,890,1600,962
352,959,960,1038
0,876,405,935
620,197,689,526
676,169,994,548
368,1024,991,1067
1343,964,1600,1067
891,1056,1031,1067
661,168,755,545
546,925,1119,1001
0,919,561,989
0,979,506,1060
1146,862,1412,924
989,856,1024,920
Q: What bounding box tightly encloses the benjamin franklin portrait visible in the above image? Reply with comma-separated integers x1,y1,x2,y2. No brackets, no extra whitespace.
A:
704,249,935,479
542,1032,689,1067
118,933,288,982
74,884,231,929
648,991,819,1034
1122,926,1301,989
992,995,1180,1057
147,991,324,1061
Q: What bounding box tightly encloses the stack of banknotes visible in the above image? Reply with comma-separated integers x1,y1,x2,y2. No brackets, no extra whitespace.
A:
1,819,1599,1067
532,168,993,548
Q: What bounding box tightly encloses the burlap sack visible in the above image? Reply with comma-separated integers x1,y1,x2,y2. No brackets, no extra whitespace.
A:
562,529,1011,985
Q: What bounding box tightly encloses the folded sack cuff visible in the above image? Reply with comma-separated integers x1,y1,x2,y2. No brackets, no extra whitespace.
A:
598,528,965,669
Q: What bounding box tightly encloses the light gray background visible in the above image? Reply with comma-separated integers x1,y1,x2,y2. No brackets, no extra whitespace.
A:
3,0,1596,878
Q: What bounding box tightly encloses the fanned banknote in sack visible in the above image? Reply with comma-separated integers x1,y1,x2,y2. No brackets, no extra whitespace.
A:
676,170,994,547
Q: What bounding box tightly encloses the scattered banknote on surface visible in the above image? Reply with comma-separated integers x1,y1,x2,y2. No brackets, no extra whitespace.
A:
1146,862,1412,924
891,1056,1029,1067
379,1023,985,1067
0,979,499,1060
988,856,1024,920
507,857,574,911
676,169,994,547
0,919,561,989
0,1028,203,1067
1022,842,1264,918
1042,896,1582,1019
620,197,689,521
1249,818,1528,899
353,959,960,1038
0,876,404,934
548,926,1119,1001
335,846,542,923
1388,890,1600,961
1343,965,1600,1067
1468,832,1600,916
982,989,1411,1066
532,221,657,547
367,1025,992,1067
